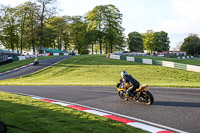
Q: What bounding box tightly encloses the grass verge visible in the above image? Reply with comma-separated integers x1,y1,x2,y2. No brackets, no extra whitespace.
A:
0,56,62,73
0,55,200,87
0,92,144,133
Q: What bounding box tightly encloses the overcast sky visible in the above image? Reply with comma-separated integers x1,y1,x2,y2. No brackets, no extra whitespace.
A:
1,0,200,50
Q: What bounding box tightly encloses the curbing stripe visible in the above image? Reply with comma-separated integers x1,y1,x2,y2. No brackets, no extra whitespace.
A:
67,105,91,111
127,122,167,133
35,96,175,133
0,63,33,74
84,110,109,116
51,102,71,106
40,99,57,103
157,131,174,133
104,115,136,124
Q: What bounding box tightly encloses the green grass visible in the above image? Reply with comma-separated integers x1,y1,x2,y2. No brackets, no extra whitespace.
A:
0,92,144,133
0,55,200,87
132,56,200,66
0,56,62,73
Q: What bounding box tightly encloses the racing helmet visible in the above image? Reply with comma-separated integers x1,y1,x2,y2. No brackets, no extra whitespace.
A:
121,71,128,78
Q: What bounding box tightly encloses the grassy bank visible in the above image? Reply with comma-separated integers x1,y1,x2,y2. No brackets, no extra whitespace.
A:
0,55,200,87
0,92,144,133
0,56,62,73
131,56,200,66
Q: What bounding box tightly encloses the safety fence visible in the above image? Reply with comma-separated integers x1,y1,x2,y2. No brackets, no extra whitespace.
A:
108,54,200,73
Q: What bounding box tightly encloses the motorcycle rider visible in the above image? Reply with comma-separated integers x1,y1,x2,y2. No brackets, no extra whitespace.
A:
121,71,140,100
34,57,39,65
34,57,38,63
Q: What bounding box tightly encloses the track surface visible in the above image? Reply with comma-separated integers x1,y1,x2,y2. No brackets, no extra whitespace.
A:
0,55,200,132
0,86,199,133
0,55,71,80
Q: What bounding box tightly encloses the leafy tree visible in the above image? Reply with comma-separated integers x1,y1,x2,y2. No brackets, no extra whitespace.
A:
45,16,70,50
103,4,124,53
16,2,30,55
69,16,89,54
24,2,40,54
87,4,124,54
143,30,156,54
0,6,18,52
84,29,98,54
36,0,57,53
180,34,200,56
143,30,170,54
154,31,170,52
127,31,143,52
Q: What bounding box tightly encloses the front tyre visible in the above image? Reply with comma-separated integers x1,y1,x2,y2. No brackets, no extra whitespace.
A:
118,91,127,100
141,91,154,105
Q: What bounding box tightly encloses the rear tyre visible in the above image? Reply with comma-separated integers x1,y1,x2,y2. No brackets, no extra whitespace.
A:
141,91,154,105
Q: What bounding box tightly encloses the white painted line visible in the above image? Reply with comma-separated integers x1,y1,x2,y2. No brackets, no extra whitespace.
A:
127,122,165,133
84,110,109,116
51,102,71,106
32,96,46,100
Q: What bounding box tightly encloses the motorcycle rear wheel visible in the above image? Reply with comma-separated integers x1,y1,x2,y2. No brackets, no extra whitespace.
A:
141,91,154,105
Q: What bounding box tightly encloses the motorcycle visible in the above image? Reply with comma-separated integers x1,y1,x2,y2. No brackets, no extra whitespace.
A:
33,60,39,66
115,80,154,105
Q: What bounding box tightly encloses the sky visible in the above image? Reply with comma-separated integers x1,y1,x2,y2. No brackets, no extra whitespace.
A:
1,0,200,50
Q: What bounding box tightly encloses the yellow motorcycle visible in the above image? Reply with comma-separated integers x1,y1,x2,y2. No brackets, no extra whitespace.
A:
115,80,154,105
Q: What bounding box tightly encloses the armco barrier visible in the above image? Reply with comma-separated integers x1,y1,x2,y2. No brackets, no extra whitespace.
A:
187,65,200,73
120,55,126,60
110,54,120,60
142,58,152,65
127,56,135,62
162,61,174,68
108,54,200,73
174,63,187,70
152,60,162,66
134,57,142,63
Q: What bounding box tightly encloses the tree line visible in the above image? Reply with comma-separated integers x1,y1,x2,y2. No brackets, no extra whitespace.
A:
127,30,170,55
0,0,125,55
0,0,199,56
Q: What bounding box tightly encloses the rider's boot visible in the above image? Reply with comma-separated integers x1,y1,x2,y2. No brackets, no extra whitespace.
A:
124,92,129,101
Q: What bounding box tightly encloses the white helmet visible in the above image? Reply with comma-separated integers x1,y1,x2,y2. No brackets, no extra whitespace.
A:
121,71,128,78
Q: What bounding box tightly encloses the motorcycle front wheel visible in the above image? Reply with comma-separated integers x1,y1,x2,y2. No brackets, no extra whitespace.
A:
141,91,154,105
118,91,127,100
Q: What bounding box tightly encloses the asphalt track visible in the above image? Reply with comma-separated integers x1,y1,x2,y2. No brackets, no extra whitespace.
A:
0,55,71,80
0,56,200,133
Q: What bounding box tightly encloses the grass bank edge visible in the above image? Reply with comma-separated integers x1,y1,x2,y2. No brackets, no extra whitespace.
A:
0,91,144,133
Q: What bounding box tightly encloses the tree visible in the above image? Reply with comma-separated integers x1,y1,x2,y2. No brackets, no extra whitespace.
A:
16,2,30,55
86,4,124,54
127,31,143,52
84,29,98,54
36,0,57,53
45,16,70,50
24,2,40,54
180,34,200,56
103,4,124,53
143,30,156,54
143,30,170,54
154,31,170,52
0,5,18,52
69,16,89,54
